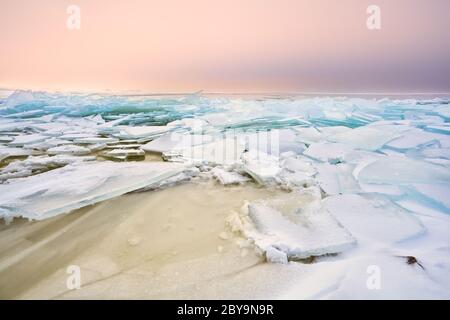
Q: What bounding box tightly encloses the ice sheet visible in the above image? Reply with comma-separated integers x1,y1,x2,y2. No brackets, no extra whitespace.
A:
328,126,400,151
322,194,425,245
240,200,356,260
357,157,450,185
0,161,186,221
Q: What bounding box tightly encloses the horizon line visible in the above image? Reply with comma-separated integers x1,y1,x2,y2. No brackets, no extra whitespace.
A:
1,87,450,98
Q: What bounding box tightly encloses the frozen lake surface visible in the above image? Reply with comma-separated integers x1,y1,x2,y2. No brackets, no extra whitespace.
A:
0,90,449,299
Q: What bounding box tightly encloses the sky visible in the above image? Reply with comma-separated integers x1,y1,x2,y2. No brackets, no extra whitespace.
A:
0,0,449,93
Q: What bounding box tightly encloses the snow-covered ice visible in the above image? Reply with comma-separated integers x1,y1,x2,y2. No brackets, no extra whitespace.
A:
238,196,356,260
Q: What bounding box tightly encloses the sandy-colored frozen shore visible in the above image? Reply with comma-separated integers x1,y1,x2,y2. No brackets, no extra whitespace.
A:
0,181,306,299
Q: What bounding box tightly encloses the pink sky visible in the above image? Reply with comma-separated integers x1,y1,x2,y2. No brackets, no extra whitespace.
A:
0,0,449,93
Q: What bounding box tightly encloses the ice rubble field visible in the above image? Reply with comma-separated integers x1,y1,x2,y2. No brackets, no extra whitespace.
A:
1,90,450,298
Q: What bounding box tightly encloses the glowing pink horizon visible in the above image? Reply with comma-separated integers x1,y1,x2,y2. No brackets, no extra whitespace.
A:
0,0,449,93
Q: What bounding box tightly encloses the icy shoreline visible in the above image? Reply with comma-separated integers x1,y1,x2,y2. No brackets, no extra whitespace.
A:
1,90,450,299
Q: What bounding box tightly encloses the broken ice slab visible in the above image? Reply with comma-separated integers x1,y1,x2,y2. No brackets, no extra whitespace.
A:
293,126,351,144
315,163,360,195
276,156,317,189
87,143,107,152
101,148,145,161
322,194,425,244
138,166,200,192
241,150,281,185
113,125,170,140
166,118,208,133
281,157,316,176
356,157,450,185
141,132,213,154
240,200,355,260
278,170,314,189
9,134,48,147
246,128,307,155
2,90,34,108
0,146,34,161
59,133,99,140
435,105,450,119
0,136,14,143
0,161,186,221
0,155,96,182
211,167,250,185
47,145,91,156
421,148,450,160
327,126,400,151
0,122,37,134
73,137,119,144
163,137,246,165
410,183,450,212
385,128,442,150
265,246,289,264
426,125,450,135
358,183,404,196
22,138,72,151
424,158,450,167
28,122,66,135
104,144,142,149
303,142,353,163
